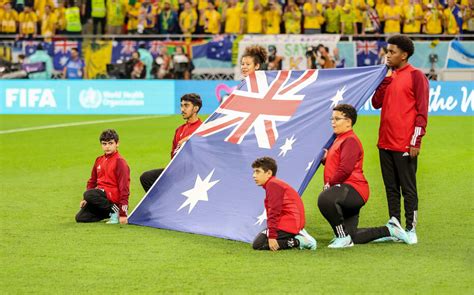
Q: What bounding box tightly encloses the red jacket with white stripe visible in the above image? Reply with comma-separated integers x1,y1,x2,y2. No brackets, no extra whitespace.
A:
263,177,306,239
324,130,370,202
87,151,130,217
372,64,429,152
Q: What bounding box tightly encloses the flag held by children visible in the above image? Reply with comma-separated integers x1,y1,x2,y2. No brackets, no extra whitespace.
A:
128,66,387,243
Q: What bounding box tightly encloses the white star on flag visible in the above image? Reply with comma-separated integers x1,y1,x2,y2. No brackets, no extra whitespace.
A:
278,135,297,157
330,86,347,108
305,160,314,171
178,169,220,214
60,56,69,66
254,209,267,225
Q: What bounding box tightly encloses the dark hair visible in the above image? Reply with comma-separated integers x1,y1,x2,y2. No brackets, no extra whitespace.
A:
37,43,44,50
387,35,414,58
252,157,277,176
139,43,146,49
99,129,119,142
71,47,79,54
242,45,268,67
181,93,202,112
333,104,357,126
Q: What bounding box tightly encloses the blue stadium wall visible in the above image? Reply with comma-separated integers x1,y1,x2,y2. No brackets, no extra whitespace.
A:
0,80,472,116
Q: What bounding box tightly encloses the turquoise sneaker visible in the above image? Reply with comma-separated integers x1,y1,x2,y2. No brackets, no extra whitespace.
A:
295,229,317,250
372,236,400,243
106,212,119,224
386,217,409,244
406,229,418,245
328,235,354,248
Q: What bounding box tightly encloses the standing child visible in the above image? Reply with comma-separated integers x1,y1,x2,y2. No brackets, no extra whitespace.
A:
251,157,317,251
75,129,130,224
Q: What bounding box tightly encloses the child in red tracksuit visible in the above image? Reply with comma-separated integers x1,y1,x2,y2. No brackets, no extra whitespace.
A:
251,157,317,251
75,129,130,224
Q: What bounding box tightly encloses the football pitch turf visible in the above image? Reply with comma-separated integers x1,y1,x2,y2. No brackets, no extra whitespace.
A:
1,114,472,294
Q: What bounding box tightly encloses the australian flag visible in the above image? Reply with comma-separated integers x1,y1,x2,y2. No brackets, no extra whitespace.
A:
206,35,234,61
111,40,138,63
356,40,387,67
53,40,81,71
129,66,387,243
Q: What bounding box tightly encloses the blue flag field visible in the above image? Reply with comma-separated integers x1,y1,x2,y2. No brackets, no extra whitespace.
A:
129,66,387,242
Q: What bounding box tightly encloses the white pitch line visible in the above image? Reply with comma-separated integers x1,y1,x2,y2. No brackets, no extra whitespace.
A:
0,115,168,135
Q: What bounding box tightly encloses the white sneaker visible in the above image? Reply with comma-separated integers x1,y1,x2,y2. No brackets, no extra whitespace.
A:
406,229,418,245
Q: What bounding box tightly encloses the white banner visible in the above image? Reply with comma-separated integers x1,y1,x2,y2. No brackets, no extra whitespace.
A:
236,34,341,79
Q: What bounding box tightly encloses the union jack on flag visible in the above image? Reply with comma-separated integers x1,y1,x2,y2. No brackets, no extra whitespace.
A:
356,41,379,56
120,40,137,55
197,71,318,149
129,66,387,243
54,40,78,54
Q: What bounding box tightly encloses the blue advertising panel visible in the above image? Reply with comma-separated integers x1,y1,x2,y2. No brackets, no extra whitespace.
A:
0,80,175,114
175,80,240,115
0,80,472,115
359,81,473,116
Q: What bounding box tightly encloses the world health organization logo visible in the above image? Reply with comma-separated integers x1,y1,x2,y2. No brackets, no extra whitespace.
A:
79,88,102,109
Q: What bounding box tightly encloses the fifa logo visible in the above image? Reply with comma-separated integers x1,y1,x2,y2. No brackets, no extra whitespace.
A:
5,88,57,108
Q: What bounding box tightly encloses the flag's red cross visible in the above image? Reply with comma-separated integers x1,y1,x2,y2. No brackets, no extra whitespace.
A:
356,41,378,56
148,41,162,55
54,41,78,54
121,41,137,54
197,70,316,148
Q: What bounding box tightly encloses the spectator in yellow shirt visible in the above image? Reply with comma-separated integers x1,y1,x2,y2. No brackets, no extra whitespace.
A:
352,0,367,36
106,0,126,34
403,0,423,33
55,2,66,34
1,2,18,34
204,0,221,34
324,0,341,33
264,0,282,34
462,0,474,34
180,0,198,34
423,1,443,34
443,0,461,34
126,0,141,34
245,0,264,34
41,4,57,38
303,0,324,34
223,0,243,34
340,2,357,35
383,0,402,33
375,0,386,32
34,0,56,19
18,5,38,38
283,1,302,33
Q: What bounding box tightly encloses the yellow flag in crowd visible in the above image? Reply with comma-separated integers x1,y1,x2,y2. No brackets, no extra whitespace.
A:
83,39,113,79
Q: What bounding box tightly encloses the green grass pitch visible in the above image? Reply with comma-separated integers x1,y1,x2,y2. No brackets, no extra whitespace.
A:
1,114,473,294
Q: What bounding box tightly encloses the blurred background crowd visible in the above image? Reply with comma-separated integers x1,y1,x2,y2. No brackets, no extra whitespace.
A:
0,0,472,38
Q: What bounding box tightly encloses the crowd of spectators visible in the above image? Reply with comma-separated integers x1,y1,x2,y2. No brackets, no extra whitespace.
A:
0,0,472,39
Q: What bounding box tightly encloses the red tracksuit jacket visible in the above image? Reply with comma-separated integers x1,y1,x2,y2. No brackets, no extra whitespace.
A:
171,118,203,158
87,151,130,217
372,64,429,152
324,130,369,202
263,177,306,239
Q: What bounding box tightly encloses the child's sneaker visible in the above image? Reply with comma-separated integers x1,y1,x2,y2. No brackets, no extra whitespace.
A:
372,236,400,243
328,235,354,248
386,217,409,243
106,212,119,224
406,229,418,245
295,229,317,250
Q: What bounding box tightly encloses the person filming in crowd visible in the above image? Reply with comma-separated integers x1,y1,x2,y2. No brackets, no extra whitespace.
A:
126,51,146,79
172,46,193,80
